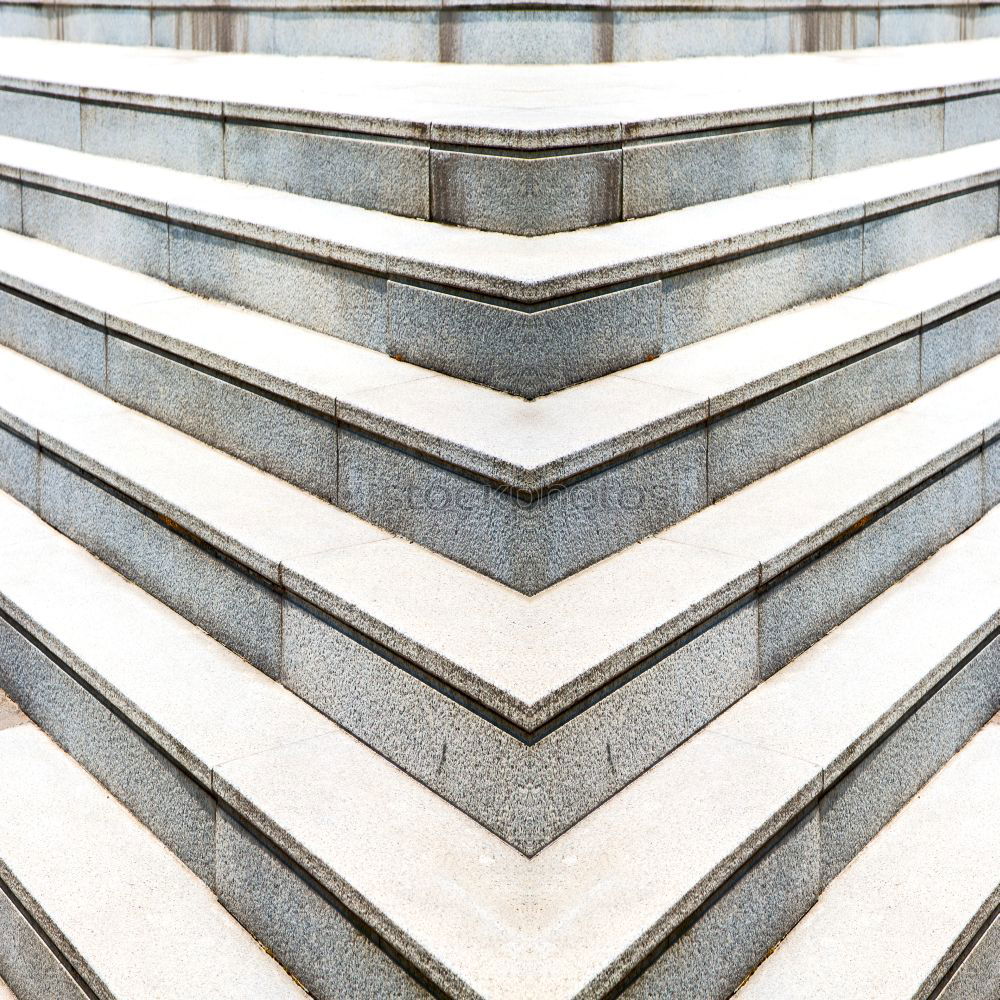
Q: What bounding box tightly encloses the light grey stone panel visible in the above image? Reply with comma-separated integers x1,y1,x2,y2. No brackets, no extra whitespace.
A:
612,10,766,60
820,634,1000,883
759,458,982,678
0,887,86,1000
623,810,821,1000
442,9,604,63
430,147,620,234
0,287,105,390
0,4,51,41
862,187,999,281
973,5,1000,41
38,454,282,677
0,178,21,232
708,336,920,501
106,336,338,501
273,10,439,59
22,187,169,280
387,279,661,398
0,89,80,149
944,91,1000,150
214,812,430,1000
767,8,878,54
0,616,216,884
921,297,1000,390
168,225,388,351
813,102,944,178
939,907,1000,1000
877,6,962,46
987,439,1000,511
0,425,38,511
60,6,150,45
225,123,428,219
81,103,224,176
282,598,757,854
338,423,705,593
623,123,811,217
151,8,252,53
663,225,862,350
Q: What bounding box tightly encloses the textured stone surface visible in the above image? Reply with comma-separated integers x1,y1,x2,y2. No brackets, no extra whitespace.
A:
708,335,920,500
623,123,811,216
387,279,662,398
107,335,339,501
758,457,983,678
862,186,1000,281
662,226,862,349
338,422,706,592
225,123,428,218
0,615,217,884
0,425,37,511
81,103,224,176
812,102,943,177
168,225,388,351
939,908,1000,999
22,187,170,280
430,147,621,234
0,89,80,149
987,438,1000,510
214,812,430,1000
922,297,1000,389
612,9,766,60
0,177,21,231
819,634,1000,883
623,810,820,1000
0,887,86,1000
38,454,284,678
944,91,1000,150
0,287,105,391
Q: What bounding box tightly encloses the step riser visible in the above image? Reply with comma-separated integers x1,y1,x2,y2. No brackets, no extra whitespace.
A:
938,905,1000,999
2,405,995,852
2,547,998,999
0,177,997,401
3,81,1000,234
3,278,999,591
2,3,1000,64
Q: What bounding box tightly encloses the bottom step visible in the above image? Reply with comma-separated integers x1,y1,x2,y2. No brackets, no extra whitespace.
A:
737,713,1000,1000
0,699,307,1000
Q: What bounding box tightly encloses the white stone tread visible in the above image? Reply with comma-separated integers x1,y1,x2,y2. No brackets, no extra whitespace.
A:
2,488,1000,997
2,131,1000,300
736,715,1000,1000
1,338,1000,727
0,715,308,1000
2,36,1000,147
0,226,997,490
0,976,14,1000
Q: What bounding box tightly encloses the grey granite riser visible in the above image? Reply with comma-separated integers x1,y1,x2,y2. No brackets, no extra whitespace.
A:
1,175,998,398
6,274,1000,592
2,1,1000,63
5,79,1000,234
936,900,1000,999
1,392,995,852
2,561,998,1000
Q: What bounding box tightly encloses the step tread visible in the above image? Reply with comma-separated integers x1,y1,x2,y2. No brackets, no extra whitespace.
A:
2,490,1000,997
2,36,1000,148
4,228,999,490
2,131,999,302
1,342,999,726
0,716,308,1000
0,976,13,1000
736,715,1000,1000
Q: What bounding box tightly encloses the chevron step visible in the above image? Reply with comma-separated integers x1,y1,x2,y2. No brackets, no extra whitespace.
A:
2,38,1000,232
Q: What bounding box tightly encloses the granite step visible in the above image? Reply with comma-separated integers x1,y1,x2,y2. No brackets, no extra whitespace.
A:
3,37,1000,233
0,702,309,1000
1,0,1000,62
735,713,1000,1000
0,484,999,997
0,976,14,1000
2,226,1000,591
2,135,1000,397
0,333,999,851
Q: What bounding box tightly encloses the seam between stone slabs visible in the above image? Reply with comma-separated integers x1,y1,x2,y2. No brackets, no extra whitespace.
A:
929,895,1000,999
0,864,99,1000
0,615,450,999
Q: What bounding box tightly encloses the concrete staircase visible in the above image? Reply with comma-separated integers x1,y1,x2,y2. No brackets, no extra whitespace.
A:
0,18,998,1000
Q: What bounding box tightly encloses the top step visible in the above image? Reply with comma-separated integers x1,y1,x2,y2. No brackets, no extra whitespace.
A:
2,0,1000,62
